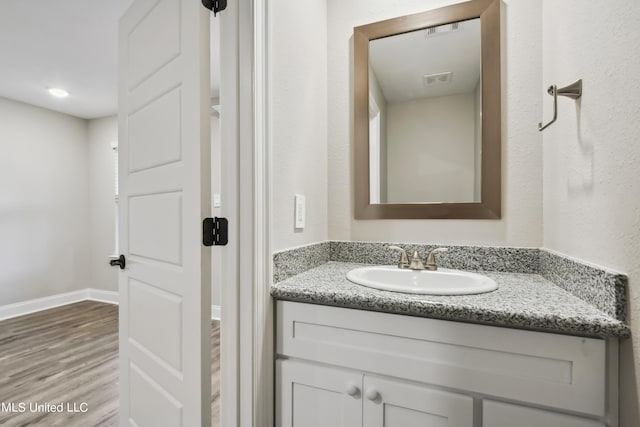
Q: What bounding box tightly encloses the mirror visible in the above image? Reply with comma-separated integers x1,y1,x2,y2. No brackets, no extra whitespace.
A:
369,18,481,204
354,0,501,219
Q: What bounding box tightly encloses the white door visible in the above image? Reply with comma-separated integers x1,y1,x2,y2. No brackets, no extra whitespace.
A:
363,376,473,427
118,0,211,425
276,359,362,427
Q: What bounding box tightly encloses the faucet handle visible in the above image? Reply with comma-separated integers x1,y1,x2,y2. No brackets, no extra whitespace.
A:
387,245,409,269
425,247,448,271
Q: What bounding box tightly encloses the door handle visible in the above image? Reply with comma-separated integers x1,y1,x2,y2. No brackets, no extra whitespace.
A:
109,255,126,270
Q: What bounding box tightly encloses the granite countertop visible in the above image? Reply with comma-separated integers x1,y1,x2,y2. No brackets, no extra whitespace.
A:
271,261,630,338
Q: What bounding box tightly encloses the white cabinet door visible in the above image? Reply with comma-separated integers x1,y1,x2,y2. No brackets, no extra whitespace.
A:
118,0,211,425
483,401,605,427
276,359,362,427
363,375,473,427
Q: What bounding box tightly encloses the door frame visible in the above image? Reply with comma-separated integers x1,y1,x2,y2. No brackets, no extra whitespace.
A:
251,0,273,425
219,0,272,426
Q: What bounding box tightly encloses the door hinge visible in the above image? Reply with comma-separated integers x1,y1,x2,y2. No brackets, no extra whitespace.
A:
203,217,228,246
202,0,227,16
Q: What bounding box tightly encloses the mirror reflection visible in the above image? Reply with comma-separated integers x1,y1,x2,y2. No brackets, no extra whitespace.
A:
368,18,481,204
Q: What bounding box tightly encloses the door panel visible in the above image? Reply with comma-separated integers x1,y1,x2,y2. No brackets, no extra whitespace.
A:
128,87,182,172
127,0,181,89
129,363,183,426
129,192,183,265
118,0,211,425
276,359,362,427
128,279,182,370
363,375,473,427
128,193,182,264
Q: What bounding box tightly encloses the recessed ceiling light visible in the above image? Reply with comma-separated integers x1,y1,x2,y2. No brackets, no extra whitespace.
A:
48,88,69,98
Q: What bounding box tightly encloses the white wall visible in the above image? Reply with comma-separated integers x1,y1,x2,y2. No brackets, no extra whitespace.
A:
327,0,543,246
88,116,118,293
0,97,90,305
386,93,476,203
270,0,328,251
541,1,640,424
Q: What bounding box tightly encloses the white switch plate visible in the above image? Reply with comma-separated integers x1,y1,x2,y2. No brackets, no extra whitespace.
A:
294,194,305,229
213,193,221,208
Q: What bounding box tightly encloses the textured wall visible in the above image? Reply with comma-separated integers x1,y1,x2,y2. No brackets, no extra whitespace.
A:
270,0,328,251
327,0,543,246
541,1,640,423
0,97,90,304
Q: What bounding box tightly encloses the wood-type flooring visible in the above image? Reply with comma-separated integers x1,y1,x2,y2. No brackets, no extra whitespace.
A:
0,301,220,426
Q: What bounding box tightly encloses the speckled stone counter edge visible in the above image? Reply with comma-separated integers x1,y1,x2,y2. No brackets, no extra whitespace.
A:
273,241,330,282
540,250,627,321
273,240,627,322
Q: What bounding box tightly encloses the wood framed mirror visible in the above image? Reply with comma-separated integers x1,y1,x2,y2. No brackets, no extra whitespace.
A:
354,0,501,219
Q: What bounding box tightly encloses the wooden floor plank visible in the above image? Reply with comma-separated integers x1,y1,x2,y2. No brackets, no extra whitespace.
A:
0,301,221,426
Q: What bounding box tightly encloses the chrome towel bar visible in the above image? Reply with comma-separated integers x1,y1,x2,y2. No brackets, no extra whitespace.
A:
538,79,582,131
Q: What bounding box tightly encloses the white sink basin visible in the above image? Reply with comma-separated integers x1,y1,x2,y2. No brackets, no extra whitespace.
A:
346,266,498,295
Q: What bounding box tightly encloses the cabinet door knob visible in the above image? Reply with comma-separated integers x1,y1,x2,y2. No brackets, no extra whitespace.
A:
365,389,380,401
345,384,359,396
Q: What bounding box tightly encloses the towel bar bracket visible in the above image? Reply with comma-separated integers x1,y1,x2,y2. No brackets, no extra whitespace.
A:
538,79,582,131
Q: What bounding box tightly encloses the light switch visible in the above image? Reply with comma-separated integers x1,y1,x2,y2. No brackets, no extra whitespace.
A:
213,193,221,208
294,194,305,229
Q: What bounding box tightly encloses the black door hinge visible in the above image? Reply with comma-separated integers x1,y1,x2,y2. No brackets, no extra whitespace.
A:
203,217,228,246
202,0,227,16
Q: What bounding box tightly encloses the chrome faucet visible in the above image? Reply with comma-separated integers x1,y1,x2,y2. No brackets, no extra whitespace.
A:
425,248,448,271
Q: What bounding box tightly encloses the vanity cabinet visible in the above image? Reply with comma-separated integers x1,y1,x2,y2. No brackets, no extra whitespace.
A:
277,359,473,427
275,301,617,427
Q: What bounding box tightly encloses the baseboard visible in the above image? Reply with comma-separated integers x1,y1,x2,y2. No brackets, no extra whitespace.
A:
87,288,119,305
211,305,221,320
1,290,221,321
0,289,89,321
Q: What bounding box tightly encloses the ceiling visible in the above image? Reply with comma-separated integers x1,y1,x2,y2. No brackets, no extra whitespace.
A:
369,18,481,104
0,0,220,120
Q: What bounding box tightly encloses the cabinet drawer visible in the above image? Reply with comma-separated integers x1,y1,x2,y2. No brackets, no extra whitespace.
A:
276,301,606,416
483,400,605,427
